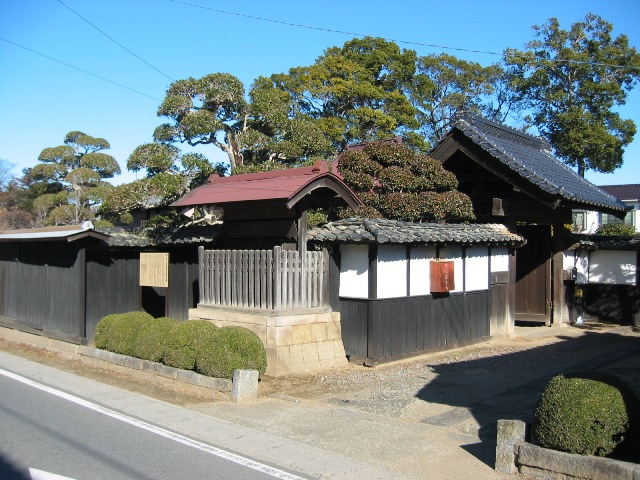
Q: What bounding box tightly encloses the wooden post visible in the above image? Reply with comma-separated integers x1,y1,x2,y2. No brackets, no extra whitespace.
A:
274,246,281,310
198,246,205,304
552,224,566,326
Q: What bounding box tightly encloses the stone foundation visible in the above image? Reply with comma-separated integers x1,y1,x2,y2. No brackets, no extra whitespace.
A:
189,305,348,377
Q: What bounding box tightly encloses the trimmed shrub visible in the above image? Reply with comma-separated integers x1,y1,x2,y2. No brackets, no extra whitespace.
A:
134,317,179,362
195,326,267,379
533,372,640,457
94,313,121,350
595,223,637,237
162,320,218,370
107,312,153,356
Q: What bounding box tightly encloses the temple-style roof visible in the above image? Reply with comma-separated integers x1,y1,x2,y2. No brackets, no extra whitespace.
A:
171,161,361,211
431,113,629,216
309,218,525,247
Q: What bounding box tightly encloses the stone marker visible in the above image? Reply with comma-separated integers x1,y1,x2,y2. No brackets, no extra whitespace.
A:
232,369,259,403
495,419,526,474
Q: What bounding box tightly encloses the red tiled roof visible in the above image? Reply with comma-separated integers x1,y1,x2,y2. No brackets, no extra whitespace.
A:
171,161,361,210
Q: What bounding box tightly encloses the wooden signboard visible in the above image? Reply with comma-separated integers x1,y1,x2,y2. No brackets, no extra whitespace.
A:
140,252,169,288
430,260,455,293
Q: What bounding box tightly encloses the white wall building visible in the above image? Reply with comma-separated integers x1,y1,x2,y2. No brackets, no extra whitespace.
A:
573,184,639,234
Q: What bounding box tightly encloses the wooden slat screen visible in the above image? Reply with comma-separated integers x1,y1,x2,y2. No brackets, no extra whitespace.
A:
198,246,328,310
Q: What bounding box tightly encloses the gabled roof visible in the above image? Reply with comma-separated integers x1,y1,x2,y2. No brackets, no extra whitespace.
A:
598,184,640,203
434,113,629,214
171,161,361,211
0,225,110,243
308,218,525,247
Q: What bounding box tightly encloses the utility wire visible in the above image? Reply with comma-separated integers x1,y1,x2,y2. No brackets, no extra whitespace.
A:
0,37,162,101
169,0,640,71
57,0,175,82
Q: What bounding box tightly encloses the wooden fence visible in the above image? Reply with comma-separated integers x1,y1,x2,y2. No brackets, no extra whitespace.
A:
198,246,329,310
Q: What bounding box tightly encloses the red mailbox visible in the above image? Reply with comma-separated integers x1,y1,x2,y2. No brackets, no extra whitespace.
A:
430,260,455,293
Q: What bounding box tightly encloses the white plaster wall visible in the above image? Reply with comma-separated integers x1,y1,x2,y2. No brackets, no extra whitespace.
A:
439,246,463,293
465,246,489,292
490,247,509,272
409,245,436,296
563,251,575,270
339,244,369,298
377,245,408,298
588,250,637,286
575,250,589,284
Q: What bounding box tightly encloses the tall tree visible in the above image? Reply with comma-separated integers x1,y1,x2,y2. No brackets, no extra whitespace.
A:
100,143,226,225
505,14,640,176
153,73,330,173
409,54,513,146
265,37,422,151
28,131,120,226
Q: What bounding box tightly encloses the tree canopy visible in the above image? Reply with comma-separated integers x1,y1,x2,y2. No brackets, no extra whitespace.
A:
505,13,640,176
99,143,226,226
27,132,120,226
337,141,474,222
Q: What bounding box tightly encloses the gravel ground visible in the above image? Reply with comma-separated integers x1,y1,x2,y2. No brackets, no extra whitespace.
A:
261,323,640,437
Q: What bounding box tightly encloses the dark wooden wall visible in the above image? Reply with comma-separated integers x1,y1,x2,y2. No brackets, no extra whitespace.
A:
85,247,200,342
0,242,86,341
339,291,490,362
0,242,200,344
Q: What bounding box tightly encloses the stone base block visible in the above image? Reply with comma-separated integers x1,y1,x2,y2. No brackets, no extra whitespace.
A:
190,306,348,376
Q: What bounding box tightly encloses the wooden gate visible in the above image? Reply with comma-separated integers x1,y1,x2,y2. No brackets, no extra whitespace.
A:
515,225,552,324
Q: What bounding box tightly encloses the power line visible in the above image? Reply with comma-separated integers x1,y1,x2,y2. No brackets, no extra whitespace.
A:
57,0,175,82
169,0,640,71
0,37,162,101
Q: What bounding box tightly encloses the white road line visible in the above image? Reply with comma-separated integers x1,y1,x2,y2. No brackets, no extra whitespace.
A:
0,368,307,480
29,468,78,480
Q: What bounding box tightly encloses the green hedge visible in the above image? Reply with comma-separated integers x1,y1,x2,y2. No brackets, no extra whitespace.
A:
94,314,268,379
195,326,267,379
162,320,218,370
534,372,640,457
94,313,121,350
134,317,178,362
107,312,154,356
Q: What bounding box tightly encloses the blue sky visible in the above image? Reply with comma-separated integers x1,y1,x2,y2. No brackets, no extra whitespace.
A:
1,0,639,187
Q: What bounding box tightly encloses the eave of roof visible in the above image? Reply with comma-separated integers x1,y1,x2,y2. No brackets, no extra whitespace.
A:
0,225,110,243
440,113,629,214
309,217,525,247
171,162,362,211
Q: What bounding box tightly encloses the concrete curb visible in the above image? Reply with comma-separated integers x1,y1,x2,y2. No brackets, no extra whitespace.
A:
496,419,640,480
0,326,258,403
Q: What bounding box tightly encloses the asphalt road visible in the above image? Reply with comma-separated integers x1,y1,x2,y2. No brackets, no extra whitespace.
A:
0,370,305,480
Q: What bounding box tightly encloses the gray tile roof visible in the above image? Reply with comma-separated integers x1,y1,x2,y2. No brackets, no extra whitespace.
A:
452,113,629,213
99,225,222,248
308,218,525,247
567,234,640,251
598,184,640,203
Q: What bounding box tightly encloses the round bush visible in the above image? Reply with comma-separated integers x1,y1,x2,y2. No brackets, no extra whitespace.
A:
107,311,153,356
195,326,267,379
162,320,218,370
94,313,121,350
533,372,640,456
134,317,178,362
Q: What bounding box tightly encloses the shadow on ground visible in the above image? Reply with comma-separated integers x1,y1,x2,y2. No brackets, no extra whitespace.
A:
0,453,29,480
416,327,640,466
